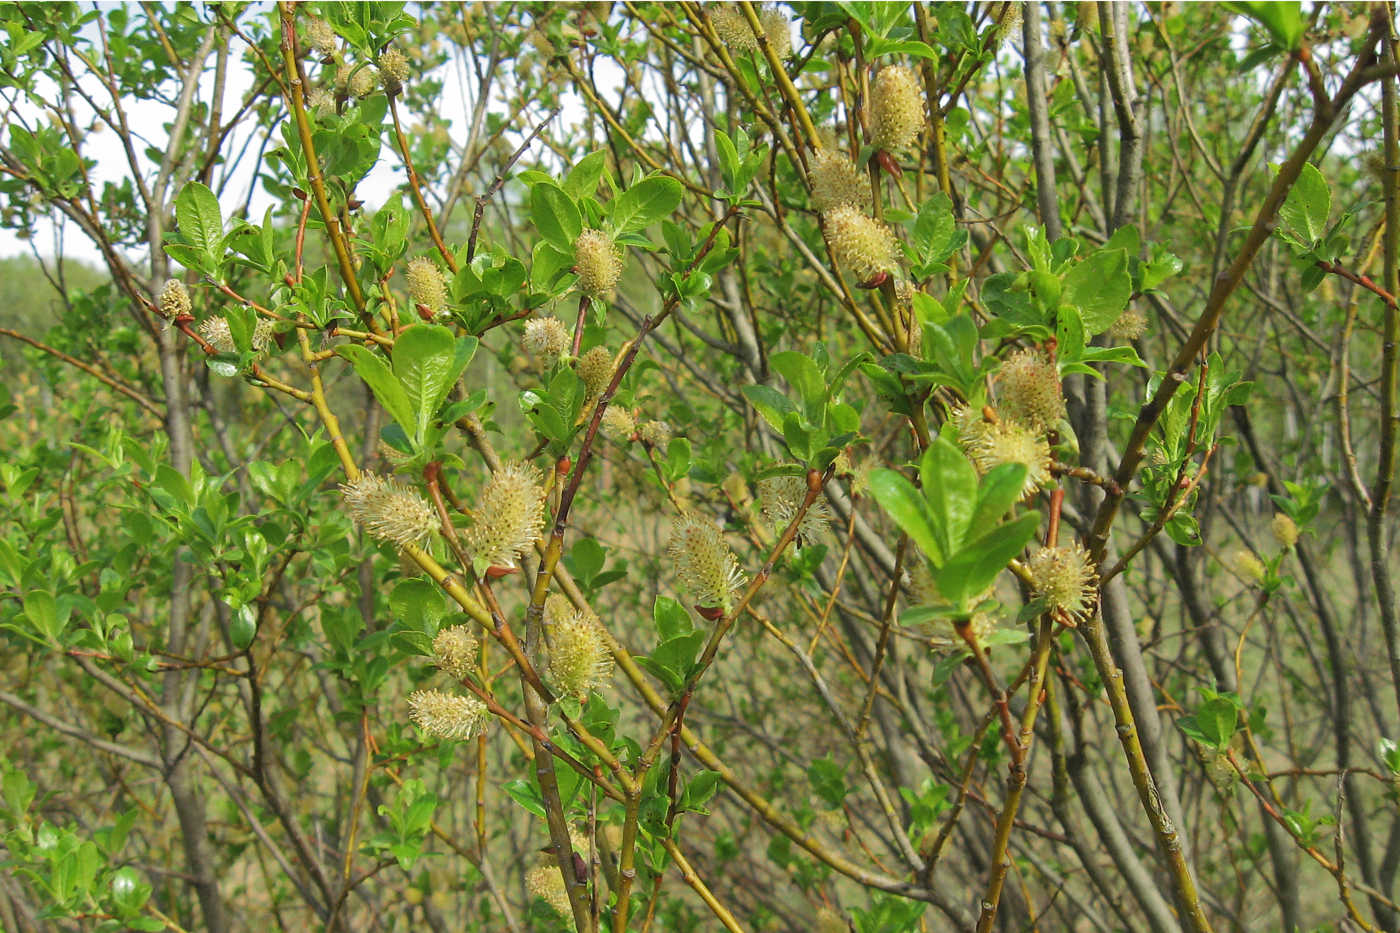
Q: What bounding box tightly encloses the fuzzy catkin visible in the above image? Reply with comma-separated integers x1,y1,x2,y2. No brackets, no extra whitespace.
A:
757,473,831,546
464,462,546,571
809,149,870,213
407,689,488,740
668,514,746,613
524,317,570,368
823,205,900,284
576,346,614,398
158,279,190,319
406,257,448,319
870,64,925,154
1027,544,1098,622
340,472,439,548
545,595,613,699
956,410,1051,501
432,625,479,680
574,229,623,297
378,48,408,95
996,348,1064,429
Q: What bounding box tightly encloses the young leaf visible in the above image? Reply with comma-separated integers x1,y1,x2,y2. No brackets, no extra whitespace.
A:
336,345,416,442
174,181,223,257
391,326,477,445
611,175,683,234
1063,248,1131,335
530,181,582,250
920,437,976,553
868,467,946,566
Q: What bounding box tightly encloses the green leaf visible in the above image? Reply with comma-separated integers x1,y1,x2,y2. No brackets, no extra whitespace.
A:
921,437,977,554
868,468,945,566
503,778,546,817
769,351,825,424
807,757,848,809
1279,161,1330,245
611,175,683,234
175,181,222,256
563,150,608,200
391,326,477,446
971,463,1030,528
530,182,582,250
932,512,1040,607
336,345,416,441
1223,1,1303,51
1193,697,1239,748
1063,248,1131,334
653,596,693,641
741,384,798,433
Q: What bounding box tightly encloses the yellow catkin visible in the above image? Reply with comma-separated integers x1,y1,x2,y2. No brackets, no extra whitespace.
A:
823,205,900,285
576,346,614,398
432,625,478,680
407,689,488,740
464,462,546,571
1270,513,1299,549
545,595,613,699
809,149,871,213
1027,544,1098,622
870,64,925,154
340,472,439,548
574,229,624,297
668,514,746,613
757,473,831,546
524,317,570,368
996,348,1064,429
406,256,448,319
158,279,190,319
378,48,409,95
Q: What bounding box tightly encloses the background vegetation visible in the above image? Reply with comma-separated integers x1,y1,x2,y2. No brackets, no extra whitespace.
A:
0,3,1398,932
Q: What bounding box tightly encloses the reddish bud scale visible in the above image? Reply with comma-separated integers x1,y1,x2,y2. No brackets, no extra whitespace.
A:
695,604,725,621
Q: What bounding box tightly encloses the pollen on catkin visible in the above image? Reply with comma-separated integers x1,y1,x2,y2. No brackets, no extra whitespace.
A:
526,863,572,918
815,907,846,933
638,419,673,448
158,279,190,319
406,257,449,320
1230,548,1267,584
960,415,1052,501
305,17,338,58
870,64,925,154
809,149,871,213
1027,544,1098,623
668,513,746,614
823,205,901,286
432,625,479,680
1270,513,1299,549
464,462,546,571
407,689,488,740
708,4,757,52
576,346,614,399
758,473,831,547
340,472,439,548
600,405,636,443
996,348,1065,429
378,48,409,95
760,5,792,57
197,317,235,355
524,317,570,368
1108,306,1148,340
350,65,377,99
574,229,624,297
545,595,613,700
